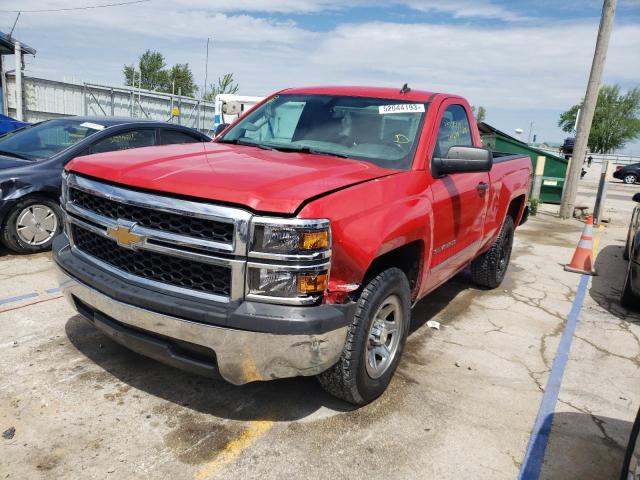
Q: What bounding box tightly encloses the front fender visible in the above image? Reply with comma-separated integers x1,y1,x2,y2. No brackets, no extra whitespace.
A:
298,171,433,295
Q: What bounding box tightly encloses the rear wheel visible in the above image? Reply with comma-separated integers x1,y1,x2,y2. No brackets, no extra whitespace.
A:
1,197,63,254
471,216,515,289
317,268,411,405
624,174,638,185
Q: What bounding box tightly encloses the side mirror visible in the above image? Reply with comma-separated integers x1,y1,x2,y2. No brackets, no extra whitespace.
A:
432,146,492,176
633,193,640,203
214,123,230,137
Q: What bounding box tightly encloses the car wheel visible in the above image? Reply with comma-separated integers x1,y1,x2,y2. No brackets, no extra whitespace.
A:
471,215,515,289
623,174,638,185
1,196,63,254
317,268,411,405
621,260,639,309
624,223,632,261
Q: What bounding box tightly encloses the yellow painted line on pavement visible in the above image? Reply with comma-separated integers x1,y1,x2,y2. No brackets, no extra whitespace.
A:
593,224,606,259
194,420,273,479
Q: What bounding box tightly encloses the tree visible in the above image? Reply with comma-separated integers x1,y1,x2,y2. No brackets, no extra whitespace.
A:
123,50,168,91
204,73,239,101
123,50,198,97
471,105,486,123
167,64,198,97
558,84,640,154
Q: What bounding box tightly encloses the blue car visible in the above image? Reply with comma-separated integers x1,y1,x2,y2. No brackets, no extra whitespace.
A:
0,114,29,135
0,117,210,253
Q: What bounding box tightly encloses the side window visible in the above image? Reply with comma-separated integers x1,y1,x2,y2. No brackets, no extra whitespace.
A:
433,105,473,158
91,129,156,154
160,129,202,145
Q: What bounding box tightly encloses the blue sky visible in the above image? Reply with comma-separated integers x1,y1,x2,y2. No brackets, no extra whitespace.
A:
2,0,640,152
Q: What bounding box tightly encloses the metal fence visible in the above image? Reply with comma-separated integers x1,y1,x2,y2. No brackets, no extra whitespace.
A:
534,146,640,166
4,73,217,133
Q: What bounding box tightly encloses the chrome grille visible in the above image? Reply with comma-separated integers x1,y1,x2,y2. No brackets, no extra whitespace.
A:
70,188,234,243
72,225,231,296
64,174,251,302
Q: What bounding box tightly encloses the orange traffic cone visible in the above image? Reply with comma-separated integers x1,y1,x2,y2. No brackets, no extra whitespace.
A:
564,215,597,275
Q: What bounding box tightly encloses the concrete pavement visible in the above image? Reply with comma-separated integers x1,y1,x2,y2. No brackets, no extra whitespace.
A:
1,178,639,479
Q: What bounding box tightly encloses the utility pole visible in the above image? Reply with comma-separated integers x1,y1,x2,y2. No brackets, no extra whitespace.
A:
202,37,210,132
559,0,617,219
14,41,23,121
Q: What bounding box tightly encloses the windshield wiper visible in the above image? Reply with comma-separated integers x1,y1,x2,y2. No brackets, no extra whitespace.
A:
0,150,34,161
271,145,349,158
218,139,274,151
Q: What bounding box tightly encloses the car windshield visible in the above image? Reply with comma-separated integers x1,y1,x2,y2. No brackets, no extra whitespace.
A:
218,94,427,170
0,119,106,160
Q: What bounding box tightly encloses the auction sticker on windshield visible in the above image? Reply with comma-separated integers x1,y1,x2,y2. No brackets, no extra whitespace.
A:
378,104,425,114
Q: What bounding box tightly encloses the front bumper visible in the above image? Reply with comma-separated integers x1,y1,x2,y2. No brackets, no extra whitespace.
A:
54,236,352,385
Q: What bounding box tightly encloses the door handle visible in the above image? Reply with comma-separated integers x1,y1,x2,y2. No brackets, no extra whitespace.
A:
476,182,489,193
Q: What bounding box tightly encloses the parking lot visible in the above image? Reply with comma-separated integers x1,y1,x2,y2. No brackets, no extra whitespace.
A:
1,176,640,480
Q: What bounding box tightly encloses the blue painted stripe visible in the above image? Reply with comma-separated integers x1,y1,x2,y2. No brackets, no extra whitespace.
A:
0,291,39,306
518,274,590,480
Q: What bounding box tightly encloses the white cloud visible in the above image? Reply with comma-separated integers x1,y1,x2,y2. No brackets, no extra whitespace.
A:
5,1,640,127
402,0,529,21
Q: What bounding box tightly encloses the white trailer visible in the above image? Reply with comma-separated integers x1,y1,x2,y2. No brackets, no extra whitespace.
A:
213,94,263,134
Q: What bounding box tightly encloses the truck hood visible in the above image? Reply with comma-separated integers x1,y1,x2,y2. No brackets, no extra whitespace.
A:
66,142,398,214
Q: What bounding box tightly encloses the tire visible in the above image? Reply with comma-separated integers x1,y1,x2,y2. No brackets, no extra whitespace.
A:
317,268,411,405
624,223,632,261
621,261,639,309
471,215,515,289
1,196,63,254
623,174,638,185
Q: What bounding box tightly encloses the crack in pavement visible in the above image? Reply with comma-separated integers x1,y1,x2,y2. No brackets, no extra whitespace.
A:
573,334,640,367
557,398,626,451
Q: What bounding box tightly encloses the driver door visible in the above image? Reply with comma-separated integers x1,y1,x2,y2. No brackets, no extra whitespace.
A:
427,101,490,284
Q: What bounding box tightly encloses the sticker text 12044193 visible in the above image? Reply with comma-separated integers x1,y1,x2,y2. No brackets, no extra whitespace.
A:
378,104,425,115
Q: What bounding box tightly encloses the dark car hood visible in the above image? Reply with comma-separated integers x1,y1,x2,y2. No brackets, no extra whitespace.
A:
0,155,35,172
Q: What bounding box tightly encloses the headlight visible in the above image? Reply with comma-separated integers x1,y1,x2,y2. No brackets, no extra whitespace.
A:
60,170,68,204
250,218,331,257
247,217,331,305
246,264,329,305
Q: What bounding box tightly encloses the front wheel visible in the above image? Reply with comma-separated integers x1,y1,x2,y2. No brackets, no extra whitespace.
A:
624,174,638,185
1,197,63,254
317,268,411,405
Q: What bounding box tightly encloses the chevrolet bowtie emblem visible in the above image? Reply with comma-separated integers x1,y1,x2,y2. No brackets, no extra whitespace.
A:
106,221,144,249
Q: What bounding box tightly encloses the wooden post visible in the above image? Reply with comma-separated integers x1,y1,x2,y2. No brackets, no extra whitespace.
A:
531,156,546,201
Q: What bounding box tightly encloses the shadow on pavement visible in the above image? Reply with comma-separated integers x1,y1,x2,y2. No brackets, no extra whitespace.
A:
522,411,630,480
64,270,478,422
590,245,640,321
409,270,474,334
65,314,354,422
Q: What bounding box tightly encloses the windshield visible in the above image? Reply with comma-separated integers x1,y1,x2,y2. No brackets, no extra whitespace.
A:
0,119,106,160
218,94,427,170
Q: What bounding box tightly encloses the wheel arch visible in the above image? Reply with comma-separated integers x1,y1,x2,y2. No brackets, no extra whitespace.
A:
361,240,424,299
506,194,527,226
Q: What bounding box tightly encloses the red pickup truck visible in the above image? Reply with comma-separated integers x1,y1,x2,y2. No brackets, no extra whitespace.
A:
53,86,531,405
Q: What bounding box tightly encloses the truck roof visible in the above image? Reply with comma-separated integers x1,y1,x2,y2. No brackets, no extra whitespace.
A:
281,86,442,103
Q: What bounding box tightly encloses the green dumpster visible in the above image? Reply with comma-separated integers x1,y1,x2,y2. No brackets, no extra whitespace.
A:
479,122,568,204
